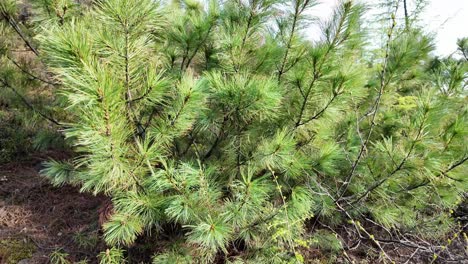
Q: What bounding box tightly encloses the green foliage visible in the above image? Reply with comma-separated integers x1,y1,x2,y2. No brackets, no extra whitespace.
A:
0,112,31,162
103,213,144,246
186,215,233,253
73,230,99,249
41,160,76,187
457,37,468,59
0,238,36,264
98,247,126,264
49,249,70,264
0,0,17,18
0,0,67,162
309,230,343,253
29,0,468,262
152,249,193,264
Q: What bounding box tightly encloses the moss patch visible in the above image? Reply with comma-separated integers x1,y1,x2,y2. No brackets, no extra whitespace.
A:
0,238,36,264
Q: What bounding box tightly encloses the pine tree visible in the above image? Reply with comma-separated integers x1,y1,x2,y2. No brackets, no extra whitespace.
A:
36,0,467,262
0,0,66,162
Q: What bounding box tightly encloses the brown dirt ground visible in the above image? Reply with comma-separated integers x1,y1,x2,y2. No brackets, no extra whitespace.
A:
0,154,107,264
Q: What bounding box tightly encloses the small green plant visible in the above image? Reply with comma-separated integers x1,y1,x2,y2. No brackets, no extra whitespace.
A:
73,231,99,249
98,247,126,264
49,249,70,264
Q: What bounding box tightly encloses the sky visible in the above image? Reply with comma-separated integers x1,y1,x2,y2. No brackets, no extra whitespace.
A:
423,0,468,55
307,0,468,56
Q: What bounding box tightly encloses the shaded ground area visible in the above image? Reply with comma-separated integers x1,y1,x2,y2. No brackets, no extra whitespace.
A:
0,154,107,263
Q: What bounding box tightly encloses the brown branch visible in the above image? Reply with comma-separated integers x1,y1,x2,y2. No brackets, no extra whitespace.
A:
2,12,39,56
403,0,409,29
0,78,60,125
127,85,153,103
444,155,468,173
184,21,215,70
6,55,59,86
296,90,340,127
240,7,254,51
121,24,145,138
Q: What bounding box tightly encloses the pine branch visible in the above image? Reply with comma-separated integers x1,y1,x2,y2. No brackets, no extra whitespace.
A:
128,86,154,103
122,23,145,138
282,48,307,74
444,155,468,173
277,0,304,82
398,154,467,193
296,90,340,127
139,106,159,138
2,12,40,56
180,47,189,71
203,115,228,161
6,55,59,86
336,2,399,200
184,22,215,70
170,94,190,126
240,6,254,51
294,67,318,128
0,77,60,125
462,50,468,62
346,108,428,205
294,1,353,128
403,0,409,29
400,179,430,193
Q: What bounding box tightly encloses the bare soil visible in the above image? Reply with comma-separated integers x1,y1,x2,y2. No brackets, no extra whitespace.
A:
0,154,107,263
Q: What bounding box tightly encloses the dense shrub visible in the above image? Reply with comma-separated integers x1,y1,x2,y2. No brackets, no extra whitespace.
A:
1,0,466,262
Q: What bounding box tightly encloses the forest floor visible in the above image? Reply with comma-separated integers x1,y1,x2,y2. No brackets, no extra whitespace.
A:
0,152,107,264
